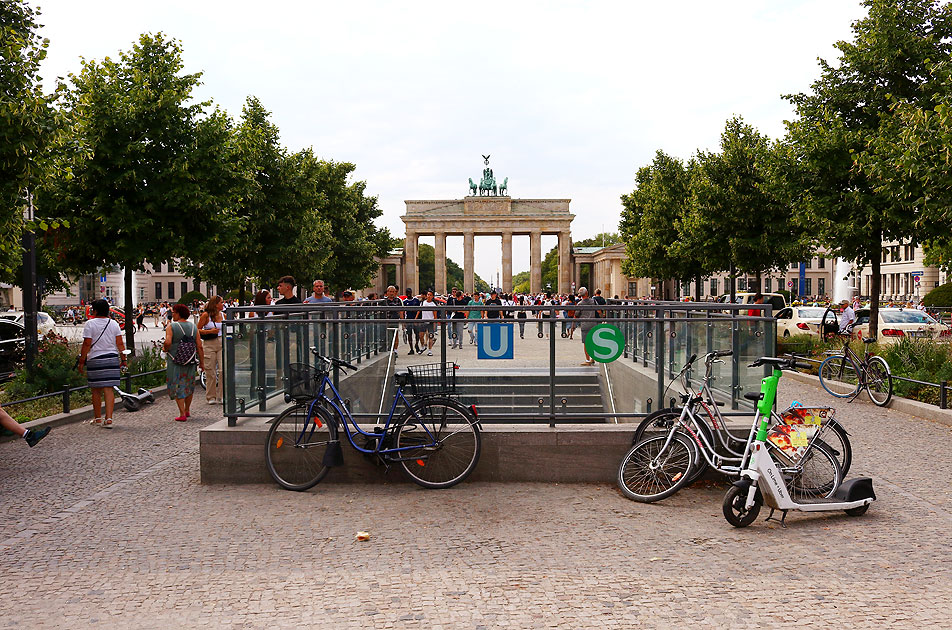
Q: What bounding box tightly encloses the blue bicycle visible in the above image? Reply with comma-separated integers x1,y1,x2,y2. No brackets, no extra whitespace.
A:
266,351,481,490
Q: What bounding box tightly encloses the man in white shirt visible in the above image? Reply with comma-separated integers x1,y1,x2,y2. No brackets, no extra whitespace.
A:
419,290,438,356
838,300,855,335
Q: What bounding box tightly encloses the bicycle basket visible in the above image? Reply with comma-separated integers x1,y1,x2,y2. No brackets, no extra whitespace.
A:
405,362,458,397
286,363,326,401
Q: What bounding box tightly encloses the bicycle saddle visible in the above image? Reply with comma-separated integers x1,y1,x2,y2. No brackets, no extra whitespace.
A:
862,337,877,344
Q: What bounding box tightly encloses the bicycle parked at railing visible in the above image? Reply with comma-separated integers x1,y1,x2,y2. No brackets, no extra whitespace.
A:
818,334,893,407
618,354,844,503
266,349,481,491
628,350,852,481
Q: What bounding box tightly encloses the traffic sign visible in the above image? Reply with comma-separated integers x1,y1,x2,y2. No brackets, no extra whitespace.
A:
910,271,924,277
584,324,625,363
787,281,793,288
915,275,921,283
477,323,513,359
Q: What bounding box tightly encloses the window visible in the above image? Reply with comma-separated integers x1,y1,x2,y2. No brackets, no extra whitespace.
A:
818,278,825,297
738,278,748,291
155,282,162,300
776,308,791,320
168,282,175,300
138,287,146,302
805,258,812,269
882,248,889,263
710,278,718,295
904,244,915,261
805,278,812,295
764,278,772,292
890,246,900,263
818,257,825,269
181,282,188,298
627,281,638,298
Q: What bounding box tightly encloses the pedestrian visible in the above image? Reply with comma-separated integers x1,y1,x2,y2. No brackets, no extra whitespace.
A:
419,290,438,356
274,276,301,304
516,295,528,338
78,298,126,428
484,290,503,320
305,279,333,303
466,293,484,344
838,299,855,334
197,295,224,405
0,404,50,447
384,285,403,352
446,288,466,349
163,304,204,422
576,288,597,365
403,288,422,355
136,305,147,331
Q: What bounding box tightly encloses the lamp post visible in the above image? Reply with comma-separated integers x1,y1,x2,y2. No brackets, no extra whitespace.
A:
21,189,38,380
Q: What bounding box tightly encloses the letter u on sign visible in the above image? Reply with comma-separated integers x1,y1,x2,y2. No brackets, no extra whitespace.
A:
477,323,514,359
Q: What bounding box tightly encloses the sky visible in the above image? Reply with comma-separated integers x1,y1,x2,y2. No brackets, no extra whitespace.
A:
34,0,867,286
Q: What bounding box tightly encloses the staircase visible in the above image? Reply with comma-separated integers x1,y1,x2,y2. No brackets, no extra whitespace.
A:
453,368,605,423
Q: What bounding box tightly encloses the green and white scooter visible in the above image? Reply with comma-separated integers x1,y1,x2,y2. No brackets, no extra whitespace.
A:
723,357,875,528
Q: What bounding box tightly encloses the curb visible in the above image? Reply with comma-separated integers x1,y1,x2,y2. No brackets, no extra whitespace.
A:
785,369,952,428
1,383,171,442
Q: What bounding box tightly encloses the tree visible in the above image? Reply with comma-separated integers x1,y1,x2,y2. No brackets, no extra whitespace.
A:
44,33,233,353
573,232,622,248
687,117,811,298
416,243,489,294
784,0,952,336
620,151,702,300
0,0,60,276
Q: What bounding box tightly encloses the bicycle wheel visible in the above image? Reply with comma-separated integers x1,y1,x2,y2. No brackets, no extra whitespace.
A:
631,408,680,445
266,404,338,491
617,433,696,503
865,356,893,407
817,420,852,478
785,441,841,501
394,398,480,489
819,355,861,399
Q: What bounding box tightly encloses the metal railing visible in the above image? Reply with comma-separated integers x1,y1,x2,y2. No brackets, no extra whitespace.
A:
221,301,775,426
0,368,167,416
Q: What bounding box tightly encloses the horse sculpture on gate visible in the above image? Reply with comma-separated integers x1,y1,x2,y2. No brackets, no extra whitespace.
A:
498,177,508,196
469,178,478,196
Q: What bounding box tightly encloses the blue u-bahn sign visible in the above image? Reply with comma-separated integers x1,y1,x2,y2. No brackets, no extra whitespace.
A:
477,323,514,359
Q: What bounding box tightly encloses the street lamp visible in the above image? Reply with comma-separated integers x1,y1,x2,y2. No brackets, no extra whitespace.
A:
21,189,38,379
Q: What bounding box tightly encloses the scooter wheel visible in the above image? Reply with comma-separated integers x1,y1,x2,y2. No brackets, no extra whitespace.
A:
537,332,544,338
123,398,141,412
723,485,761,528
844,503,870,517
560,332,567,338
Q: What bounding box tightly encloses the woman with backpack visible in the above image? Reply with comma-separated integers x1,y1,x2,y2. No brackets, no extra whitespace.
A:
163,304,204,422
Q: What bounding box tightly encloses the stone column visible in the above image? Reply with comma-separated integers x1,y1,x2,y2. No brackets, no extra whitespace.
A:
434,231,446,295
558,231,572,294
501,232,512,293
530,231,542,294
463,232,475,294
404,231,418,295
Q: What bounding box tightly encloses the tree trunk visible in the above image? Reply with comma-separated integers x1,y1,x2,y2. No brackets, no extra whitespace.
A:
754,271,762,294
124,267,135,357
869,251,881,339
695,275,702,301
729,262,736,303
238,281,246,307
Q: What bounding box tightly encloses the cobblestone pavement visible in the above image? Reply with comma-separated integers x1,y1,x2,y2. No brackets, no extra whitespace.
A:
2,376,951,629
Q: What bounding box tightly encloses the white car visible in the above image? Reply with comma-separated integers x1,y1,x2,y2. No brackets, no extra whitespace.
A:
0,311,56,336
851,308,952,344
774,306,827,337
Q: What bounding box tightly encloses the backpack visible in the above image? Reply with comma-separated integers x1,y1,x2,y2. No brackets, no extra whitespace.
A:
170,322,198,366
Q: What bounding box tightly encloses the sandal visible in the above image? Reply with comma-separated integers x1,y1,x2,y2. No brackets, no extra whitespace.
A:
174,416,187,422
103,418,113,428
90,417,102,426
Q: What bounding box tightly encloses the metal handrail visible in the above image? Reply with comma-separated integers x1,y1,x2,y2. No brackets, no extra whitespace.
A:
1,368,168,414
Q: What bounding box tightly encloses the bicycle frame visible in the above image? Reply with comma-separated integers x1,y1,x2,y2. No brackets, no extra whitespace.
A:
296,375,453,458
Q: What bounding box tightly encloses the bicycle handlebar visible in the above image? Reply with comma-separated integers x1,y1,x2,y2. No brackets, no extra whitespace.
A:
309,348,358,372
747,356,809,371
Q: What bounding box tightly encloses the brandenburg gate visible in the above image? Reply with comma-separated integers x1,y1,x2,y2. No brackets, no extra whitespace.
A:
386,157,571,295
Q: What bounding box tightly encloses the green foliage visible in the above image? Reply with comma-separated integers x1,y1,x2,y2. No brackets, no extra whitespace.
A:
0,0,60,277
1,331,84,399
127,342,168,389
785,0,952,336
415,243,489,294
512,270,530,294
879,337,952,405
922,283,952,307
573,232,622,248
541,246,558,292
177,290,206,305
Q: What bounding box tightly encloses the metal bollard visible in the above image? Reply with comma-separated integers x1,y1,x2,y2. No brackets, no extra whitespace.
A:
62,385,71,414
941,380,948,410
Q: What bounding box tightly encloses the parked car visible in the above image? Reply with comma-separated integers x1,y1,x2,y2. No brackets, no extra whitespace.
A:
0,310,56,336
852,308,952,344
0,319,25,381
774,306,827,337
83,305,126,330
717,292,787,313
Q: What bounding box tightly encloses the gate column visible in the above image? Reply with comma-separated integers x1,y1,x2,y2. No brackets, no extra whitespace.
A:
434,231,447,295
502,231,512,293
530,230,542,294
558,231,571,295
464,232,475,294
405,231,418,295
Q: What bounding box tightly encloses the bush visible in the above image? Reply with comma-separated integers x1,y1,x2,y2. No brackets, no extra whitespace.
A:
127,342,168,389
178,290,206,305
922,282,952,307
1,331,86,400
879,337,952,405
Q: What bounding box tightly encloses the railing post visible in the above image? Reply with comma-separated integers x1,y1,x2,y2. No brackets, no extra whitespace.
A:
941,380,948,410
225,318,237,427
62,385,70,414
549,305,556,427
655,307,665,410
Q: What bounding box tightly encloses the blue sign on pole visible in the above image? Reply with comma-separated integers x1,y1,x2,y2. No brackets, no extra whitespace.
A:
477,323,514,360
798,263,806,297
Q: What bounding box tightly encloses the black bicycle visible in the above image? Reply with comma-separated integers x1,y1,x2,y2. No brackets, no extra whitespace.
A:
818,335,892,407
266,349,481,491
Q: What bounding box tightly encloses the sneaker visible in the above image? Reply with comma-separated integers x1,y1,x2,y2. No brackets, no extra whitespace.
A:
407,349,415,355
207,399,217,405
25,427,50,447
427,350,433,356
